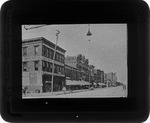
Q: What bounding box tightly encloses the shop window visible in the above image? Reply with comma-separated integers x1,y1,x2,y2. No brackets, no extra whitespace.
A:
34,45,39,55
22,47,27,56
35,61,39,71
23,62,27,71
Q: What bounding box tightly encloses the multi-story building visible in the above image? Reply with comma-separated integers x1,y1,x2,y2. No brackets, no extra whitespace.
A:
105,72,117,86
100,70,105,83
65,54,90,82
22,37,66,93
76,54,89,82
65,56,81,81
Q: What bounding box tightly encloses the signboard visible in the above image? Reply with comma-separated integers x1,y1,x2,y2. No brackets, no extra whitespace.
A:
30,73,37,83
22,56,42,61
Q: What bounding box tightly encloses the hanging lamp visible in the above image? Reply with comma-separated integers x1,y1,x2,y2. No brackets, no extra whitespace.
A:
86,24,92,36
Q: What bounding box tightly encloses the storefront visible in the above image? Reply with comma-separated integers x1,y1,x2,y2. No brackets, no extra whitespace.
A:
42,74,65,92
66,79,91,90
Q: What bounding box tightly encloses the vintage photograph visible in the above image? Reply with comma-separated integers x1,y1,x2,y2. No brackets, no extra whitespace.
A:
22,24,127,98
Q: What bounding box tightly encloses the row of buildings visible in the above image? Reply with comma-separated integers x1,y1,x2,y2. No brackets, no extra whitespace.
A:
22,37,117,93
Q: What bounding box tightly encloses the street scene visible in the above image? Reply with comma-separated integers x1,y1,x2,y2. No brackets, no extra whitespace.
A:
22,24,127,98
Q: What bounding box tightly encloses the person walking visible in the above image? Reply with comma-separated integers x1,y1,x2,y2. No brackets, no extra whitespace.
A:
62,86,66,94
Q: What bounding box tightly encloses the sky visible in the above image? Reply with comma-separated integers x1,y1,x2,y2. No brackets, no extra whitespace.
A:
22,24,127,85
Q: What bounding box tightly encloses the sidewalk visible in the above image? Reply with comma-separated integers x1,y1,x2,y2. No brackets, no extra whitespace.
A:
23,88,91,98
23,86,125,99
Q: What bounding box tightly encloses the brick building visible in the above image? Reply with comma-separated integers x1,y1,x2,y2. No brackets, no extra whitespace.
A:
65,54,91,82
22,37,66,93
65,54,94,86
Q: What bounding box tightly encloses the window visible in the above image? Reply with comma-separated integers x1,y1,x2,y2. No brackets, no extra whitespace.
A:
46,47,49,57
62,56,64,63
23,47,27,56
54,64,57,73
57,65,59,73
61,67,64,74
45,47,47,57
57,53,59,61
47,48,50,58
60,55,62,62
35,61,39,71
58,54,61,62
42,61,46,71
47,62,49,72
46,62,49,72
23,62,27,71
34,45,39,55
55,53,57,61
49,49,52,59
42,45,46,56
50,63,53,72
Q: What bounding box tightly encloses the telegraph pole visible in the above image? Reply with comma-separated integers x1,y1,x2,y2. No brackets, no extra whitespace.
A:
51,30,60,94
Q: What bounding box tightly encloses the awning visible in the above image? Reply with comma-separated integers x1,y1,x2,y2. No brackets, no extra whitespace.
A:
81,80,91,85
66,80,91,85
66,80,80,85
98,83,106,86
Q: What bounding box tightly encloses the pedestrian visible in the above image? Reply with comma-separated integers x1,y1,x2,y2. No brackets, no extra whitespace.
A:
62,86,66,94
23,87,28,96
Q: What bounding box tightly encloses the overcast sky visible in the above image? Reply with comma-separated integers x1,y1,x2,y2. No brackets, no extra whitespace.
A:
22,24,127,85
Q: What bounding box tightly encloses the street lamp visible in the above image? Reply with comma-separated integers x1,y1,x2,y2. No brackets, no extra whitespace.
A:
51,30,60,94
86,24,92,88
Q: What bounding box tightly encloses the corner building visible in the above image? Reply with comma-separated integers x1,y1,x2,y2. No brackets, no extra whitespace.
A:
22,37,66,93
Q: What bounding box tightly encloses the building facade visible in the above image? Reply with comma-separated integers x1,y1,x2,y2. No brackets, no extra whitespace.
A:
65,54,92,82
22,37,66,93
105,72,117,86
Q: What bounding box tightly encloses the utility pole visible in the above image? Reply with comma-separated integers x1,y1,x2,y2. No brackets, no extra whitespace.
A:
51,30,60,94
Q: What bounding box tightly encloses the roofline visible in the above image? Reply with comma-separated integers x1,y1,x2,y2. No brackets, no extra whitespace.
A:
22,37,66,53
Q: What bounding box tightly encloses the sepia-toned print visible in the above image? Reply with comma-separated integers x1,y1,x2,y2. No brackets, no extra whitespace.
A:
22,24,127,98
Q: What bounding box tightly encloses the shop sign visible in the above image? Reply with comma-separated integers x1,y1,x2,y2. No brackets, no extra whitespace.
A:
23,56,41,61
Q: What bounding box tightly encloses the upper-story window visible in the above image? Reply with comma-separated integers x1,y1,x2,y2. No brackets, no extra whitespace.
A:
56,53,59,61
50,63,53,72
34,61,39,71
62,56,64,63
42,60,46,71
57,65,59,73
58,54,61,62
34,45,39,55
47,48,50,58
42,45,46,57
46,47,49,57
49,49,53,59
23,62,27,71
22,47,27,56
